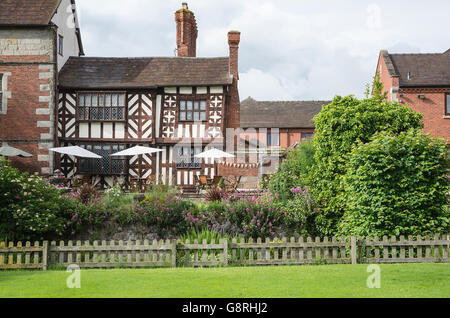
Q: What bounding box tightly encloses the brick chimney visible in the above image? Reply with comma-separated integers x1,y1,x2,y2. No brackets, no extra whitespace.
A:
175,3,198,57
228,31,241,80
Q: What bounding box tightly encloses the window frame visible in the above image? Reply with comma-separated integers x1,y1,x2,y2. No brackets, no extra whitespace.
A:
178,99,207,122
0,74,3,113
446,93,450,116
76,92,127,122
58,34,64,56
267,132,280,147
175,146,202,169
78,144,127,175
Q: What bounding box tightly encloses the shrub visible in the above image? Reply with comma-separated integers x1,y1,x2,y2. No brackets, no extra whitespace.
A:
338,130,450,237
310,93,423,236
0,157,74,240
135,192,196,237
279,186,319,236
204,186,225,202
265,139,315,199
223,190,284,238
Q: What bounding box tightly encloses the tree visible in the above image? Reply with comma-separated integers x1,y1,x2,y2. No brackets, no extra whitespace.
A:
338,130,449,237
309,78,423,236
265,139,315,199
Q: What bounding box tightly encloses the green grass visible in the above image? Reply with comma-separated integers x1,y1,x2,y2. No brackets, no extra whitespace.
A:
0,263,449,298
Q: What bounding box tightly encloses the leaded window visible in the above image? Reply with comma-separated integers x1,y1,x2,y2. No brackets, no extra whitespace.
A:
79,144,126,175
175,146,202,169
78,93,125,121
179,100,206,121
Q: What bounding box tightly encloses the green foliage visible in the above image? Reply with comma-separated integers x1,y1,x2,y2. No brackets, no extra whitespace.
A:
0,157,72,240
310,94,423,236
265,139,315,199
276,186,319,236
339,130,450,237
222,190,284,238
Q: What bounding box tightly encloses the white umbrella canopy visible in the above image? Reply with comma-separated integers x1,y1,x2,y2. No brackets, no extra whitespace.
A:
49,146,102,159
194,148,235,159
0,143,33,158
110,146,162,157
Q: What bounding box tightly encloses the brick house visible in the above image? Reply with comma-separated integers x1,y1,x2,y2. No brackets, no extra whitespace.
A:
56,3,242,189
0,0,84,175
217,97,329,188
376,49,450,141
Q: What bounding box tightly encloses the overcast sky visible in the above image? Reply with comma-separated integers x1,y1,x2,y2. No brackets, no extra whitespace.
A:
76,0,450,101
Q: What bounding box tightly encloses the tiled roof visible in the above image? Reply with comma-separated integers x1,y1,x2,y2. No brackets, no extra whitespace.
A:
58,57,233,89
382,49,450,87
240,97,330,128
0,0,61,25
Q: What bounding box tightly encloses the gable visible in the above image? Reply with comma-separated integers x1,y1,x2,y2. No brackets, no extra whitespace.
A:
0,0,61,25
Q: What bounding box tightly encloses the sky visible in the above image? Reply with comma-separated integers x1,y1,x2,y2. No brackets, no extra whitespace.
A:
75,0,450,101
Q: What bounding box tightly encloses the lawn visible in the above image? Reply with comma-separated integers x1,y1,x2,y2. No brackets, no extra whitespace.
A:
0,263,448,298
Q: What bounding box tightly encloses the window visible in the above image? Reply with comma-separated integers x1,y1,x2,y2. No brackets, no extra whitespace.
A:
446,94,450,115
267,132,280,147
78,93,125,121
79,144,126,175
175,146,202,169
0,74,3,112
58,35,63,56
301,133,314,140
179,100,206,121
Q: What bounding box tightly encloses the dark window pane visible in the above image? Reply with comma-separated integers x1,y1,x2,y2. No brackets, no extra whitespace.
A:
447,94,450,114
105,108,110,120
118,107,124,120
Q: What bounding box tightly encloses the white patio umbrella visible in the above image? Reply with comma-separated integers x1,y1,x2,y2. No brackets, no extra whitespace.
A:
110,146,162,193
0,142,33,158
110,146,162,157
50,146,102,177
49,146,102,159
194,148,235,176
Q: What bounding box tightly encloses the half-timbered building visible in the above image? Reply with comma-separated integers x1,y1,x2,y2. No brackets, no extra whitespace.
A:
57,4,241,189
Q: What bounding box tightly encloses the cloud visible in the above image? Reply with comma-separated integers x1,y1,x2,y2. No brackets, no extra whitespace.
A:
75,0,450,101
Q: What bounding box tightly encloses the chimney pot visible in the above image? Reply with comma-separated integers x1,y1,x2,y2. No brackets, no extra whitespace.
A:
175,3,198,57
228,31,241,80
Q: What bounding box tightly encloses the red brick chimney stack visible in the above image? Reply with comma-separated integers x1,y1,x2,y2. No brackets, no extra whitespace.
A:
175,3,198,57
228,31,241,80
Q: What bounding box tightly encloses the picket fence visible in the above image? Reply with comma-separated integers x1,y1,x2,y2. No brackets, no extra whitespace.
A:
0,235,449,270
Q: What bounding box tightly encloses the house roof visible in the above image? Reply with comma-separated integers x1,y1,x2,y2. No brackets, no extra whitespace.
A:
240,97,330,129
58,57,233,89
381,49,450,87
0,0,61,25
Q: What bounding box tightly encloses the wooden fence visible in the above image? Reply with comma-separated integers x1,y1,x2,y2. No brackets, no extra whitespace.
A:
0,235,448,270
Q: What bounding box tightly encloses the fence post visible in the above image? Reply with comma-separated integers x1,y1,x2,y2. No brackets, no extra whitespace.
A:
222,239,228,267
350,236,357,264
171,240,177,268
42,241,48,271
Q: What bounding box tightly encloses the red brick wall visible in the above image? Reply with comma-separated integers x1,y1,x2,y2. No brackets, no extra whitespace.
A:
0,37,56,175
377,53,449,141
399,88,450,140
